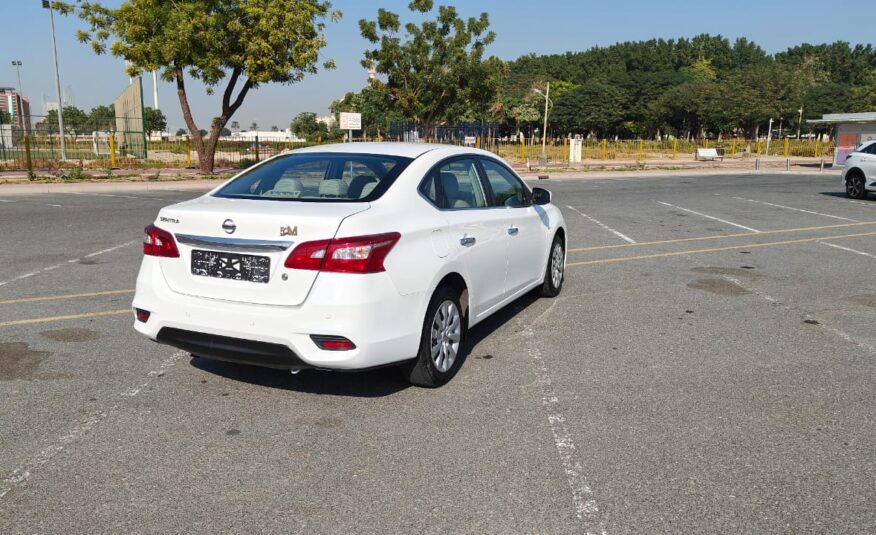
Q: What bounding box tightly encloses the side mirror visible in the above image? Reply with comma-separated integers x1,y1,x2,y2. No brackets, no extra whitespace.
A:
532,187,551,205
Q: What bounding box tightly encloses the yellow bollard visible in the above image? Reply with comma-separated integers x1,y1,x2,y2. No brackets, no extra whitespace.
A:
814,139,820,157
756,140,762,156
638,139,644,161
520,138,525,160
563,137,568,162
784,138,789,158
602,139,607,160
731,139,736,157
185,136,192,167
476,136,480,149
109,133,116,167
673,139,678,160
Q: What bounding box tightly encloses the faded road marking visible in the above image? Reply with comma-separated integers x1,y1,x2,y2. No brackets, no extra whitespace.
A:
568,221,876,253
0,289,134,306
0,351,186,500
567,231,876,267
657,201,761,233
0,240,138,288
566,205,636,244
0,309,130,328
729,196,858,222
820,241,876,259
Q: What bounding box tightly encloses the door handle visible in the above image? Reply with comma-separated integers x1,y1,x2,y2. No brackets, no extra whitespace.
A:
459,236,476,246
507,226,519,236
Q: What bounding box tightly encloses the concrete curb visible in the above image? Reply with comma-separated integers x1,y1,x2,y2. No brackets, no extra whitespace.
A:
0,179,223,196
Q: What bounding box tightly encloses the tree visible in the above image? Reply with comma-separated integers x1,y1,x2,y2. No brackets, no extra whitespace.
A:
230,121,240,132
359,0,499,138
60,0,340,173
289,112,327,140
46,106,88,133
330,86,402,138
144,107,167,136
88,104,116,130
552,82,626,137
220,127,232,136
0,111,10,125
175,128,187,136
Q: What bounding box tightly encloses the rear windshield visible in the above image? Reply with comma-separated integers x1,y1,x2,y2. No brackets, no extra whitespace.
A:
214,153,413,202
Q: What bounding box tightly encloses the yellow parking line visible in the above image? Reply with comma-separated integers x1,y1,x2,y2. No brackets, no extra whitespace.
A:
0,309,131,328
568,221,876,253
0,289,134,306
567,231,876,267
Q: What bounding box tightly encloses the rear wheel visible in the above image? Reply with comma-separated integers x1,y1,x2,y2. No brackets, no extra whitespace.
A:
846,172,867,199
540,235,565,297
400,286,466,387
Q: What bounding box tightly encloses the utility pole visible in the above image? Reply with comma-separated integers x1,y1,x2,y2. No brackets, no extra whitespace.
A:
43,0,67,160
542,82,550,157
152,70,159,110
766,118,773,156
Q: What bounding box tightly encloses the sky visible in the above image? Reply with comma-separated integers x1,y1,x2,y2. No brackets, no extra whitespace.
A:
2,0,872,132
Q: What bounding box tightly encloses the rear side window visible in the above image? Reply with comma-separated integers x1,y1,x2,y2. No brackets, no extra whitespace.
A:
420,159,487,209
214,153,412,202
863,142,876,155
481,159,529,207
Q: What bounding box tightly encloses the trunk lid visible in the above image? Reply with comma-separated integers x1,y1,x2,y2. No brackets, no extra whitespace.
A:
155,195,368,306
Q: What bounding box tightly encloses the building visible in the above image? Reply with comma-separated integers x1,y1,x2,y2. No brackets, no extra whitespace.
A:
808,112,876,166
0,87,32,132
227,129,306,143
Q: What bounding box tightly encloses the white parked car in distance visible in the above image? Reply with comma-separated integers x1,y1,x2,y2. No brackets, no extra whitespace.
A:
842,140,876,199
133,143,566,387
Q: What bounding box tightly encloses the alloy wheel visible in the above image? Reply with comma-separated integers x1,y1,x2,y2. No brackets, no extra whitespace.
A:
430,300,461,373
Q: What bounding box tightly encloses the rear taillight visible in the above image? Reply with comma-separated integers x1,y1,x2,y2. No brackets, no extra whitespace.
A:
143,224,180,257
135,308,151,322
285,232,401,273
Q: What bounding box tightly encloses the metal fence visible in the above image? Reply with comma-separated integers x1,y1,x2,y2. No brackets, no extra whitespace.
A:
0,121,837,173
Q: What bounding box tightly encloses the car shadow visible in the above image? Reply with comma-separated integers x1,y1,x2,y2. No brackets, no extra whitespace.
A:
189,290,543,397
190,357,410,398
818,191,872,200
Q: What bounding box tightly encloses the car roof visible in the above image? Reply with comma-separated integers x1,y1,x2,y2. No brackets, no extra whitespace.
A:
289,142,480,159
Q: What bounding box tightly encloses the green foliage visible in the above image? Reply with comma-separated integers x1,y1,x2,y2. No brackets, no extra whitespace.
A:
501,35,876,138
144,107,167,135
88,104,116,130
289,112,327,141
175,128,187,136
220,127,232,136
329,86,403,137
0,110,11,124
58,0,340,173
359,1,501,136
45,106,89,133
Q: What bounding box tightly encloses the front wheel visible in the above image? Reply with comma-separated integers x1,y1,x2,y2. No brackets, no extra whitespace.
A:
846,173,867,199
400,286,466,388
540,236,565,297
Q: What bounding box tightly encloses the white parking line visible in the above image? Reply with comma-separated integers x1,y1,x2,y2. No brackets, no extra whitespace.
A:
522,302,606,533
566,205,636,244
0,239,138,288
730,196,857,222
46,204,63,208
0,199,15,203
820,241,876,259
657,201,761,233
0,350,186,500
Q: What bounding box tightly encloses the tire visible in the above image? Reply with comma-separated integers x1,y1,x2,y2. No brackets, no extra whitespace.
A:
400,285,466,388
540,235,565,297
846,172,867,200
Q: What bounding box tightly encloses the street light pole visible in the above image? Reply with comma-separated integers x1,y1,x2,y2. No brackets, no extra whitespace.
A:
11,61,24,130
797,106,804,140
541,82,550,157
44,1,67,160
766,118,773,156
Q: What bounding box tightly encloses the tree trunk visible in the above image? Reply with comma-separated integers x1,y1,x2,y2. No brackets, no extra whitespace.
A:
174,66,252,174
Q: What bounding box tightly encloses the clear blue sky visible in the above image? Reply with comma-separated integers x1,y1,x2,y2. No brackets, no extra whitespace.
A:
2,0,871,131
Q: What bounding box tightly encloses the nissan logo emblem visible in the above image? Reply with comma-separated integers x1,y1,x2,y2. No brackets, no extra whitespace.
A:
222,219,237,234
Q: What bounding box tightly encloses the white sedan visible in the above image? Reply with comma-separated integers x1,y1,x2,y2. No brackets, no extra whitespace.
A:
133,143,566,387
842,140,876,199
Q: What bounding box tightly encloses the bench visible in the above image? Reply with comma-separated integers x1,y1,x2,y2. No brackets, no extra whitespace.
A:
695,148,724,161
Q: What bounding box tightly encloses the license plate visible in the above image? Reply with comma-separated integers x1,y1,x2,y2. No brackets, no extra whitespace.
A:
191,250,270,283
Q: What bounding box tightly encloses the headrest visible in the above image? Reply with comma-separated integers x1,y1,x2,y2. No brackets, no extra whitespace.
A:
318,179,349,198
439,172,459,197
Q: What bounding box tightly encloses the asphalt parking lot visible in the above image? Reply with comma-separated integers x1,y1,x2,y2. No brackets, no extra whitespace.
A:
1,171,874,534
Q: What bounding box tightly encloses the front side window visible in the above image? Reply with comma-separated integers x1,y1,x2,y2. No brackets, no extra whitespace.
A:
420,159,487,209
481,159,529,207
214,153,412,202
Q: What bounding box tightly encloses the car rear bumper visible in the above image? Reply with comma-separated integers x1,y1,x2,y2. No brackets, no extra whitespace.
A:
132,257,425,370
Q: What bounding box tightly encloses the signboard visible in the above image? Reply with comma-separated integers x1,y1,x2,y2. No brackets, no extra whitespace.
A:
339,112,362,131
464,136,476,147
